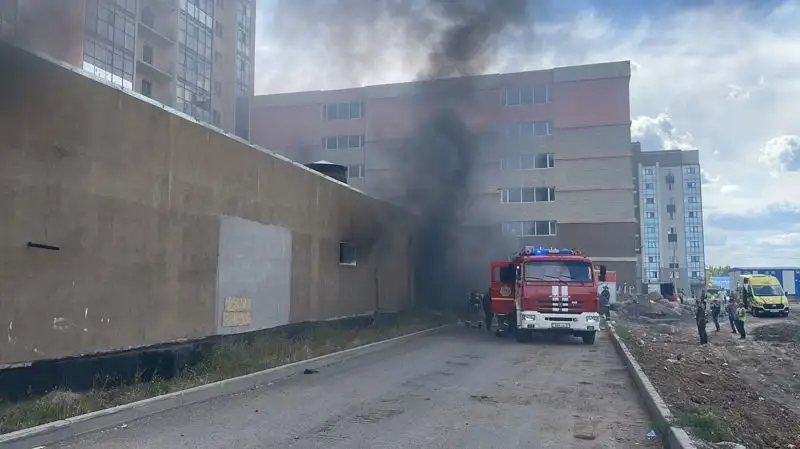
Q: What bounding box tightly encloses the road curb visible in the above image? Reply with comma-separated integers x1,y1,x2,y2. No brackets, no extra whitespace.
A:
607,324,697,449
0,324,451,449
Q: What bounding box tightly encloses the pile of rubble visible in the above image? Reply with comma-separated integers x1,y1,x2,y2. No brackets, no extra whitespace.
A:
612,292,695,326
752,322,800,343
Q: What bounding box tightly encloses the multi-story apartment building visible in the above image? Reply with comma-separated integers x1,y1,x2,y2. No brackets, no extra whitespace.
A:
0,0,254,139
634,145,706,292
250,62,641,285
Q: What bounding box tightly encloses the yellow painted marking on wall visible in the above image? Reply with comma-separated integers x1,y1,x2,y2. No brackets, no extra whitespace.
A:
222,296,252,327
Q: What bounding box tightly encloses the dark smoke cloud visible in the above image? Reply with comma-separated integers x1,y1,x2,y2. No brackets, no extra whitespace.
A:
266,0,532,310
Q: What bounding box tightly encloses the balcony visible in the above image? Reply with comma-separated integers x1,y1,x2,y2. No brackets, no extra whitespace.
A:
136,58,174,81
138,21,175,46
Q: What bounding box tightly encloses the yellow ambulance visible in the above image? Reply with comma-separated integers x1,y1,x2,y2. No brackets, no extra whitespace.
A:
740,274,790,317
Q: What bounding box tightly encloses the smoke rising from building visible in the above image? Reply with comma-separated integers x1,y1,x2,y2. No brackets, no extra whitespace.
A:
264,0,532,309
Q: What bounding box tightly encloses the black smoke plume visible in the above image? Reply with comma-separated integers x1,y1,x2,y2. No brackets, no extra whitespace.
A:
408,0,530,310
266,0,531,310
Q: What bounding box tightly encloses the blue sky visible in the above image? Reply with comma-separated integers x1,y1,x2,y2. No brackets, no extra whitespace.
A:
254,0,800,267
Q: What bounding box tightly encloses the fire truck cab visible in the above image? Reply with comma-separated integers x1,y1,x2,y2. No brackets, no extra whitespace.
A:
490,246,604,345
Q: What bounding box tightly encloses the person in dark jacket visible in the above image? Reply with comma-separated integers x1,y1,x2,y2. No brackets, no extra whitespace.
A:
695,300,708,345
725,297,737,333
482,289,493,331
710,295,721,332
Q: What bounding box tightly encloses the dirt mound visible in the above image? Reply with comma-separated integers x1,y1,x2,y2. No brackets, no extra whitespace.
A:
752,323,800,343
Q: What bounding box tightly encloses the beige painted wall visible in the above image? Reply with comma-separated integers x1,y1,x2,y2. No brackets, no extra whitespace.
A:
0,45,413,366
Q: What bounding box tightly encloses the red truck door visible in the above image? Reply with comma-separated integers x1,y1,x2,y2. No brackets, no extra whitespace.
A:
491,261,516,315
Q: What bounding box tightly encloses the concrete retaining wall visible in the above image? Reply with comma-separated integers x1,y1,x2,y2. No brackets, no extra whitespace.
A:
0,44,414,366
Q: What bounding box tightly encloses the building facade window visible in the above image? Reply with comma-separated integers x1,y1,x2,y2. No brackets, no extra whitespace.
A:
501,85,551,106
501,153,555,170
501,220,557,237
83,0,136,89
641,165,660,282
683,163,704,282
141,79,152,97
347,164,364,179
322,135,365,150
500,187,555,203
177,0,214,123
322,102,364,120
501,121,552,137
234,0,254,139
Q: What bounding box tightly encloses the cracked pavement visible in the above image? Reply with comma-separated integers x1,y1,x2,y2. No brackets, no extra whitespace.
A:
59,328,658,449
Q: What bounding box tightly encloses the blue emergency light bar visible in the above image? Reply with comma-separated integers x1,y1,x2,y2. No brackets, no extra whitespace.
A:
519,246,578,256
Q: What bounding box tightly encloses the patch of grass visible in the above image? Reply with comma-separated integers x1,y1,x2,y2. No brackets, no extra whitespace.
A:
0,309,450,434
674,408,732,442
614,324,636,347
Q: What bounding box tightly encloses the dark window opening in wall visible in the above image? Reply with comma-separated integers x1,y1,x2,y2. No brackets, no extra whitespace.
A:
648,256,656,263
669,263,680,268
212,109,221,126
213,80,222,95
691,271,701,278
687,196,698,203
215,21,223,37
645,212,655,219
667,231,678,243
686,167,696,174
534,153,555,168
142,44,154,64
644,182,654,189
644,167,654,175
645,198,654,204
648,271,658,279
322,101,364,120
339,242,357,266
691,256,700,262
347,164,364,179
141,79,152,97
688,211,696,218
533,85,549,103
535,187,555,202
141,7,155,28
687,181,697,188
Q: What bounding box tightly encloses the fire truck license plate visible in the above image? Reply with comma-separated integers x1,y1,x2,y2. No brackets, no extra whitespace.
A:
552,323,571,329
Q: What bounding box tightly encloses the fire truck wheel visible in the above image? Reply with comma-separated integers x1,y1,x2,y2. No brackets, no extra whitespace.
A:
581,331,596,345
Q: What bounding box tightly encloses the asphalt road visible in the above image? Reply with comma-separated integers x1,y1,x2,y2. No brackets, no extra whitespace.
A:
59,328,658,449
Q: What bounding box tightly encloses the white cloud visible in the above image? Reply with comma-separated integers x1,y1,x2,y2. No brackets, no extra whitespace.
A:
254,0,800,266
720,184,741,194
758,135,800,172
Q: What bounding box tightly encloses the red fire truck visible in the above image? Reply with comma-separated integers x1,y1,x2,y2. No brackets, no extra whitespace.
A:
490,246,605,344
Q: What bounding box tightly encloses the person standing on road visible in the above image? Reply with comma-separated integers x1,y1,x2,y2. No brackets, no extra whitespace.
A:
695,299,709,345
710,294,722,332
726,297,737,333
735,303,747,339
482,288,493,332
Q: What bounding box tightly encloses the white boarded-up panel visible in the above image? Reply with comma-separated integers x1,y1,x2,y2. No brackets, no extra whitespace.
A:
215,216,292,335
